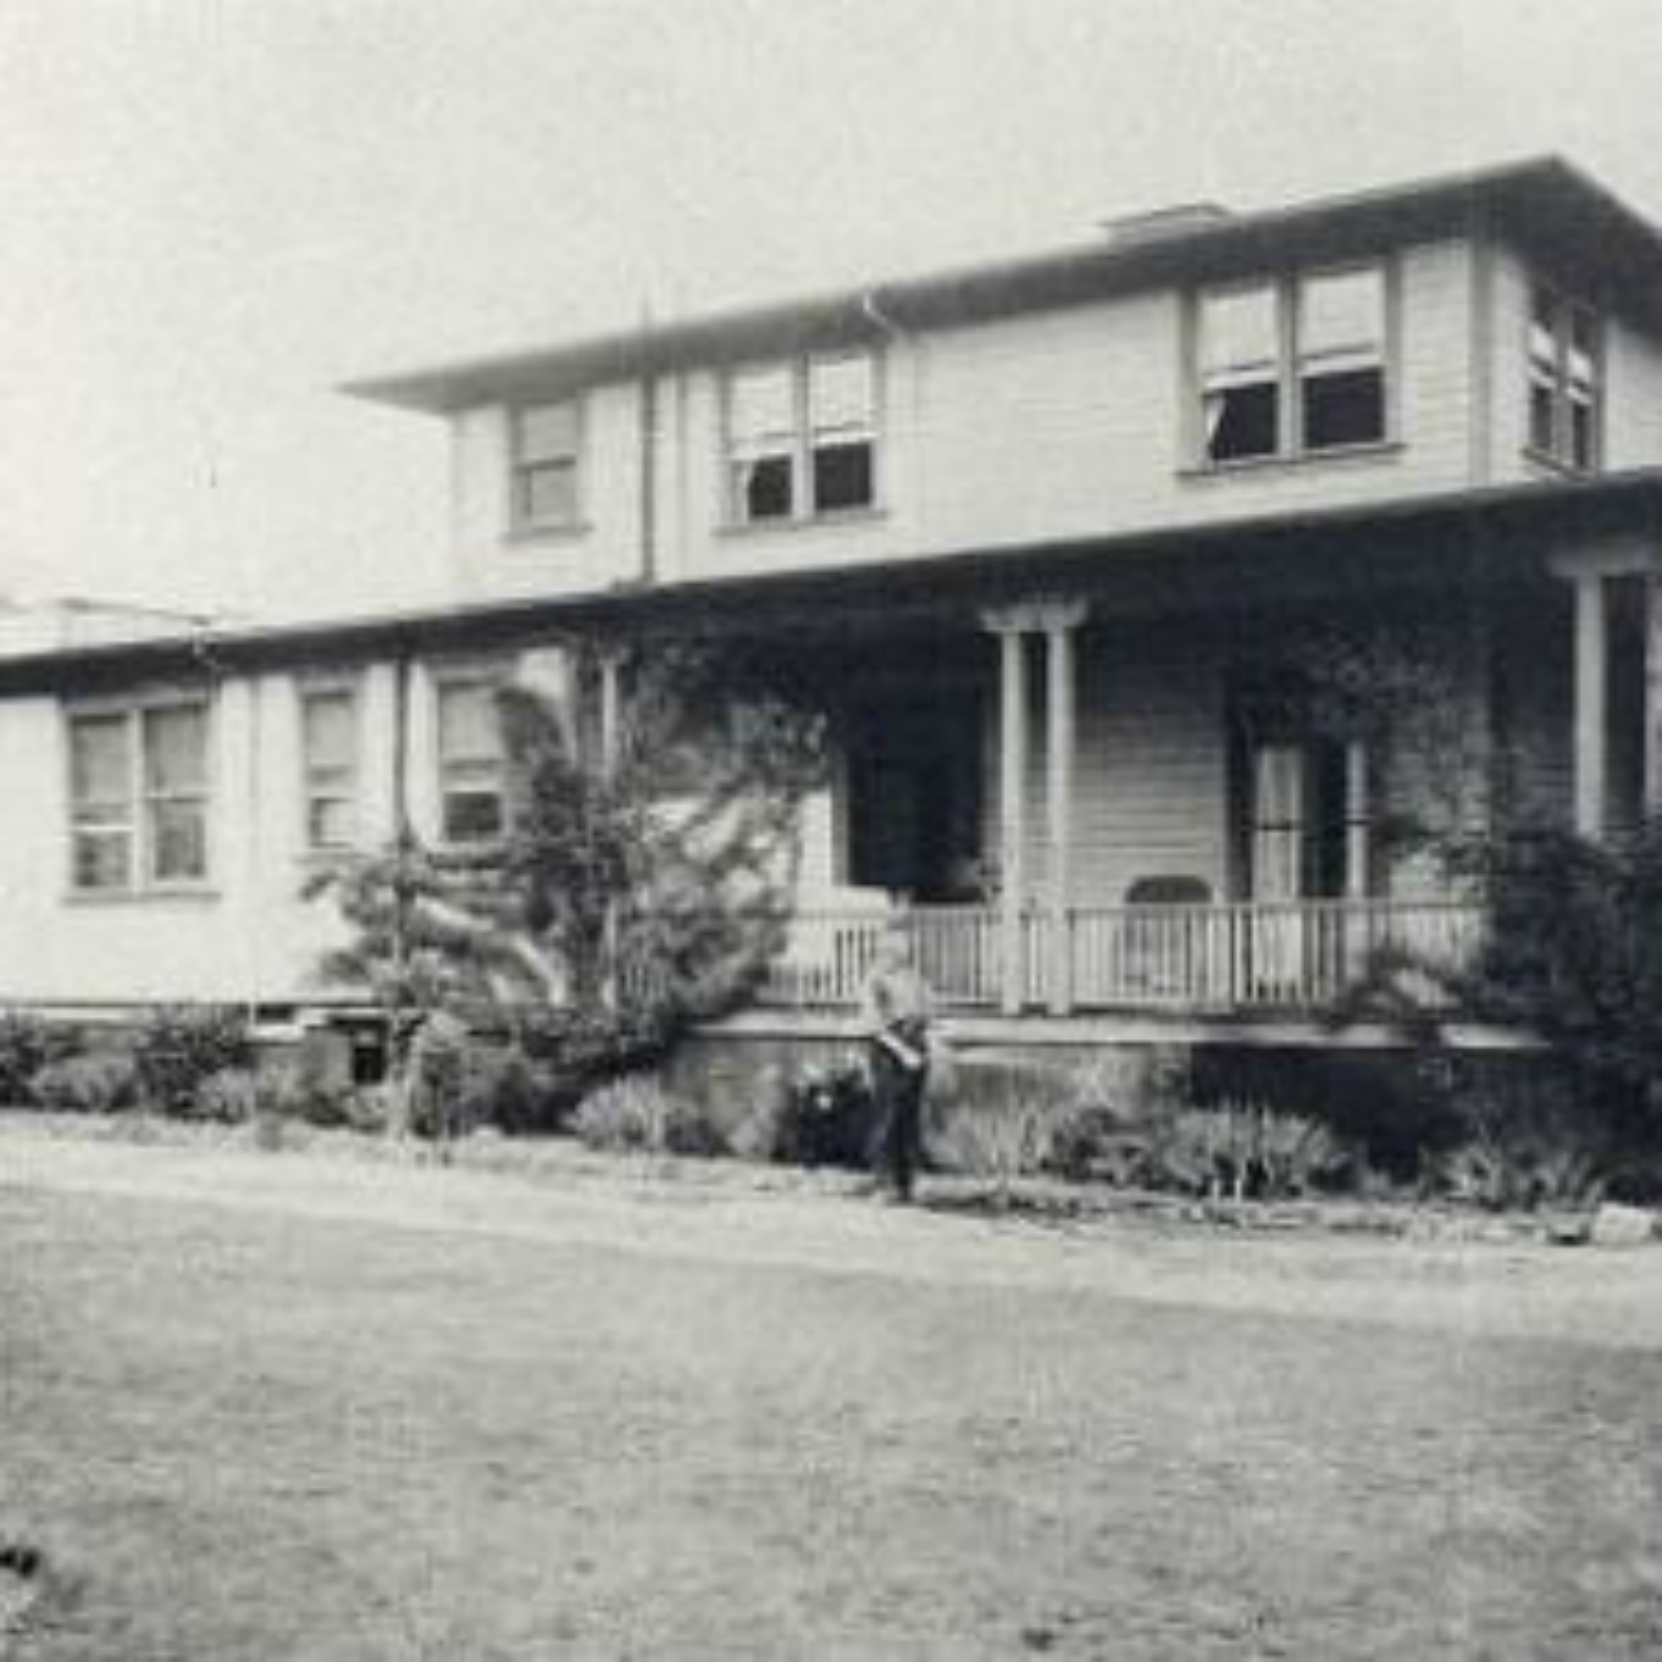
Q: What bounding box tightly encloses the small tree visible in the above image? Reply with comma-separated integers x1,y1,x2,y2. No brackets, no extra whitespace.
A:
313,643,826,1125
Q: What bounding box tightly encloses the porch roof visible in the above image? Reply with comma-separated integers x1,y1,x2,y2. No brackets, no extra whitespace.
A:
3,467,1661,696
345,156,1662,413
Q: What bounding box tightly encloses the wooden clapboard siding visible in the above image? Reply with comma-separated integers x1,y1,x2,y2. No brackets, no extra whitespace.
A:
446,241,1483,601
977,624,1229,907
1606,314,1662,472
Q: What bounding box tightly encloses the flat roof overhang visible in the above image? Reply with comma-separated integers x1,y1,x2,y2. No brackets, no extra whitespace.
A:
345,157,1662,415
3,469,1660,698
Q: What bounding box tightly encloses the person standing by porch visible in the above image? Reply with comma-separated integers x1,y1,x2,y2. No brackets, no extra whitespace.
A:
860,917,935,1203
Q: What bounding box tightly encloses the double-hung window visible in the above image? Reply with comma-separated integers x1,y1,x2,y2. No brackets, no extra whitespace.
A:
510,399,582,532
435,674,507,846
68,699,212,892
299,682,360,853
725,351,878,525
1197,264,1389,466
1527,285,1601,472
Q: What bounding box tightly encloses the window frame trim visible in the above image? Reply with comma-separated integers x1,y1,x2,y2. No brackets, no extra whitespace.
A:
295,672,365,858
506,394,587,539
1186,256,1399,472
1522,280,1604,475
719,346,885,530
430,660,512,851
63,688,217,898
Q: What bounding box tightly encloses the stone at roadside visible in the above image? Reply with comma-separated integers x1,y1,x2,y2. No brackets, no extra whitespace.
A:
1545,1213,1592,1247
1589,1203,1656,1248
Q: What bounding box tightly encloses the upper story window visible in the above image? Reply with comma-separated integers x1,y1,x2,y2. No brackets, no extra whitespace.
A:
68,698,211,893
510,399,582,533
1197,264,1389,466
435,673,507,846
725,351,878,526
1527,284,1601,472
299,681,360,853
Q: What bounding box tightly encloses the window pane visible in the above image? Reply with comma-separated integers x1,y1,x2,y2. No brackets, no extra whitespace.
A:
812,440,874,512
308,796,355,850
809,354,874,431
443,789,504,844
1529,380,1558,454
70,715,129,806
1204,383,1279,462
729,365,795,443
149,799,207,882
73,828,131,890
302,690,355,776
518,459,578,526
1300,268,1383,361
143,705,207,793
516,401,578,463
437,682,502,762
1302,367,1385,450
735,454,794,521
1200,284,1278,381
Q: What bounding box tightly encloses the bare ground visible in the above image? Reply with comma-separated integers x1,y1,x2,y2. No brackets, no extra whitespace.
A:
2,1125,1660,1659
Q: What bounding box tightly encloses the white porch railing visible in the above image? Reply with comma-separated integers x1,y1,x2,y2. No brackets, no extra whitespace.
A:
757,899,1483,1015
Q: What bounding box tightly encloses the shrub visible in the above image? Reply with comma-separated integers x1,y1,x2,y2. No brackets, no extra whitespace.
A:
572,1076,727,1157
457,1044,567,1137
770,1060,877,1169
190,1067,264,1124
29,1054,139,1116
1144,1101,1349,1201
0,1012,80,1106
929,1087,1067,1202
133,1006,251,1116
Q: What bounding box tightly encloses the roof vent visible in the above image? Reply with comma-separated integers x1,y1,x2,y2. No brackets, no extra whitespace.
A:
1101,202,1231,247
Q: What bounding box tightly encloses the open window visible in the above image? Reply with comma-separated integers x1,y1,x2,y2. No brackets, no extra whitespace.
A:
1527,284,1602,472
1199,282,1280,463
726,351,879,526
1298,267,1386,451
1196,262,1391,467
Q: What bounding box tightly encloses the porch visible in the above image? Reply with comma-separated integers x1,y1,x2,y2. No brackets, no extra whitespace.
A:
760,897,1482,1016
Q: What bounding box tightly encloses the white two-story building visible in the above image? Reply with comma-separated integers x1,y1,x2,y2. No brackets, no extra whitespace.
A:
3,156,1662,1051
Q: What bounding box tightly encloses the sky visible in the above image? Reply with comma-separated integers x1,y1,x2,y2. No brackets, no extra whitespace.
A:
1,0,1660,622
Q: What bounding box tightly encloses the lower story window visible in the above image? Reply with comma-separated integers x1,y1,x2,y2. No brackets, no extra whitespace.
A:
436,676,506,844
68,700,212,892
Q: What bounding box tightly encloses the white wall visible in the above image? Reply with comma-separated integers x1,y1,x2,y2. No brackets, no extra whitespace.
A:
446,241,1483,600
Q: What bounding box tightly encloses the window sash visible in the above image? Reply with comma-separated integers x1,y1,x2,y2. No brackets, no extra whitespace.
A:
1527,287,1601,469
1197,265,1390,463
300,687,359,850
726,353,878,522
510,400,581,528
436,678,506,844
68,702,211,890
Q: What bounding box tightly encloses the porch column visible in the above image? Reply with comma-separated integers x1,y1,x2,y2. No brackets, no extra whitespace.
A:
1041,600,1089,1014
595,643,626,1012
984,610,1031,1015
1645,573,1662,819
1343,740,1370,901
596,644,625,782
1572,572,1609,839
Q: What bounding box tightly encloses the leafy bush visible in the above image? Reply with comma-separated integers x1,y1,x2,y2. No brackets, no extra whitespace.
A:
572,1076,727,1157
930,1087,1067,1201
191,1067,265,1124
0,1012,80,1106
456,1044,567,1137
133,1006,251,1116
769,1060,878,1169
1144,1102,1349,1201
29,1054,139,1115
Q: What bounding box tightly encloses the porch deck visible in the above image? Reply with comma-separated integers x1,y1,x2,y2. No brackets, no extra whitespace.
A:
760,899,1482,1016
